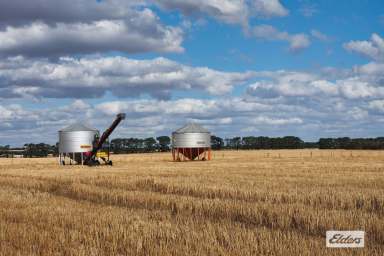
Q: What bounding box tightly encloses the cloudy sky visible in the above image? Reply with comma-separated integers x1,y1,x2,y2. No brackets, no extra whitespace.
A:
0,0,383,146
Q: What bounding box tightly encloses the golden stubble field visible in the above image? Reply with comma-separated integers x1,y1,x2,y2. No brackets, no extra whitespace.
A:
0,150,383,256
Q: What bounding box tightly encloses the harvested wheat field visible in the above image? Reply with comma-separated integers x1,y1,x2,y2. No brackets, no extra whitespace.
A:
0,150,383,255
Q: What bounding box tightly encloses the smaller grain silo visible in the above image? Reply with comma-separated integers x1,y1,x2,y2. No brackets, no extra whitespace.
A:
172,123,211,161
58,123,99,165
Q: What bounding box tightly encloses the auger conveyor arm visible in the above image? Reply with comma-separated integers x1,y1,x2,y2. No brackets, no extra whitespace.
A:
84,113,126,165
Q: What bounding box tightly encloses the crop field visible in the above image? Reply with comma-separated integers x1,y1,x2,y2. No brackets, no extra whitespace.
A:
0,150,383,255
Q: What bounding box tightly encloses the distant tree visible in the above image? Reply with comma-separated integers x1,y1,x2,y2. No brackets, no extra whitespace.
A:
156,136,171,152
0,145,10,156
232,137,241,150
336,137,351,149
211,135,224,150
317,137,384,150
144,137,157,152
224,138,231,148
128,138,145,153
281,136,304,149
23,143,51,157
255,136,271,149
303,142,318,149
318,138,336,149
110,138,124,153
242,136,257,149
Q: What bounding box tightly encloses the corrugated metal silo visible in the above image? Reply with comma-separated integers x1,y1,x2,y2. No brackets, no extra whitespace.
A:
172,123,211,161
58,123,99,164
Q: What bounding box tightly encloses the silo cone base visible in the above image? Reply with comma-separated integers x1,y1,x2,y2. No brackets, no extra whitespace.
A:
172,148,211,161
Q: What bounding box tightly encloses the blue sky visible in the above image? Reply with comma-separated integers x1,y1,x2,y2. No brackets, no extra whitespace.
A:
0,0,383,146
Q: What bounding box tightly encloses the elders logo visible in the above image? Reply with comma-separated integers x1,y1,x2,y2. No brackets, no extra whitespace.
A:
326,231,365,248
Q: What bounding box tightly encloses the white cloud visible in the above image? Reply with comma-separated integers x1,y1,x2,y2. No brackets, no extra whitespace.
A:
338,78,384,99
0,97,309,145
0,0,300,56
151,0,249,26
70,99,91,110
1,53,382,146
0,0,290,29
0,56,254,99
343,33,384,62
252,25,310,52
299,4,318,17
0,8,183,57
2,91,382,146
310,29,330,42
251,116,302,125
151,0,289,28
353,61,384,76
0,0,142,25
368,100,384,113
247,64,384,101
251,0,289,18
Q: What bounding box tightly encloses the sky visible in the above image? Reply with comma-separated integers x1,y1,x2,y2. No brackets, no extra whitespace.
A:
0,0,383,146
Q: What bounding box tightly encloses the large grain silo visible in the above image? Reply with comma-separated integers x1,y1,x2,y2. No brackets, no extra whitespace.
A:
58,123,99,165
172,123,211,161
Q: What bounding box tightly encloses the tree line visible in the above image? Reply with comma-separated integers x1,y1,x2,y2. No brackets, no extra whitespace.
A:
0,143,57,158
1,136,384,157
318,137,384,150
110,136,171,153
215,136,384,150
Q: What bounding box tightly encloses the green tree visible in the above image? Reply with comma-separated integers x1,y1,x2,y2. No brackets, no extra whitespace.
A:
211,135,224,150
156,136,171,152
144,137,157,152
232,137,241,150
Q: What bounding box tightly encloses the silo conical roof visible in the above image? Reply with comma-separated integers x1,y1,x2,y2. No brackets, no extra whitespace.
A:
59,123,98,132
174,123,210,134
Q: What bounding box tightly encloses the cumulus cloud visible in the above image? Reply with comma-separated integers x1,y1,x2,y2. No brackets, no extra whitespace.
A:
0,56,254,99
0,0,299,56
299,4,318,17
251,116,302,125
240,60,384,138
368,100,384,113
0,97,311,146
151,0,288,28
343,33,384,62
0,0,142,26
247,72,338,98
0,0,290,28
247,70,384,100
251,0,289,18
2,56,376,145
355,61,384,76
151,0,249,26
251,25,310,52
310,29,330,42
0,8,183,57
2,92,382,146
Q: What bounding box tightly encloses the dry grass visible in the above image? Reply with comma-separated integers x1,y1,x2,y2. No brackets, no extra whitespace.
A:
0,150,383,255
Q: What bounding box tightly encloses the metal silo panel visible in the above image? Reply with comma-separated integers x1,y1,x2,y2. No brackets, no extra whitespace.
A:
59,130,98,153
172,132,211,148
